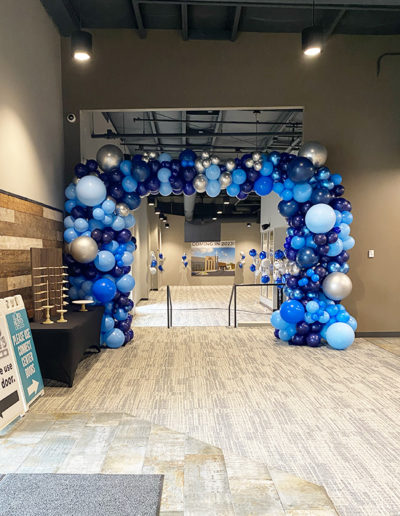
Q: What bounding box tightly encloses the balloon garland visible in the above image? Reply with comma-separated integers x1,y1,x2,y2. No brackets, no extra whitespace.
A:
64,140,355,350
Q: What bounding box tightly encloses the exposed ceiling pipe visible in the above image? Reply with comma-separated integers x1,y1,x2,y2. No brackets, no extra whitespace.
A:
184,193,196,222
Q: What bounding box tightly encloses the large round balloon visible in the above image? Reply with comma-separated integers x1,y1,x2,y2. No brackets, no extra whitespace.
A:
280,300,305,324
96,144,124,173
298,141,328,167
254,176,273,196
296,247,319,268
94,250,116,272
219,171,232,189
116,274,135,293
70,236,98,264
132,161,151,183
92,278,117,303
75,175,107,207
326,322,354,350
193,174,207,193
287,157,315,183
322,272,352,301
305,204,336,234
105,328,125,348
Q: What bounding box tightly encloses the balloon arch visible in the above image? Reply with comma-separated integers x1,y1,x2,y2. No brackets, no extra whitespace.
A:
64,143,356,350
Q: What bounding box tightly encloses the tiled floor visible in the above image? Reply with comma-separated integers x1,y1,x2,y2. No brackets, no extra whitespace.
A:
134,285,272,327
0,412,338,515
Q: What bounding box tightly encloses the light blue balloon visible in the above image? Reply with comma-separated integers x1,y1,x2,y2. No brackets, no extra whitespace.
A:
103,215,113,226
158,152,172,162
306,300,319,314
64,199,76,213
206,179,221,198
341,211,353,224
89,219,104,231
340,263,350,274
125,242,136,253
122,176,138,193
64,227,78,243
283,178,294,189
81,230,92,237
64,216,74,229
293,183,312,203
226,183,240,197
105,328,125,348
93,207,105,221
103,240,119,253
260,161,273,176
159,182,173,196
331,174,342,185
232,168,246,185
334,210,342,225
305,204,336,234
68,286,79,300
120,160,132,176
342,236,355,251
114,308,128,321
304,312,314,324
291,236,305,250
124,214,136,228
270,310,290,330
326,322,355,350
157,167,172,182
305,235,317,249
116,274,135,293
94,250,115,272
101,315,115,332
205,164,220,180
339,223,350,239
65,183,76,200
281,189,293,201
319,311,330,324
112,216,125,231
76,175,107,207
121,251,134,266
279,325,296,341
347,316,358,331
104,302,114,314
74,218,89,233
81,280,93,294
102,199,116,215
327,239,344,257
273,183,284,194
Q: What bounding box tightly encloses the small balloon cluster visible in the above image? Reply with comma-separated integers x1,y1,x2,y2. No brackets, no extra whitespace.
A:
182,253,188,268
238,251,246,269
248,248,287,284
149,251,165,275
269,142,356,350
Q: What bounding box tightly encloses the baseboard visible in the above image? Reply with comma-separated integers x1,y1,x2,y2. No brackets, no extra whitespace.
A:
356,331,400,338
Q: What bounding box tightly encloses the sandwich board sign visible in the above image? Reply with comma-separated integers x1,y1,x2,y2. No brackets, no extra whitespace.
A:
0,300,26,431
3,296,44,407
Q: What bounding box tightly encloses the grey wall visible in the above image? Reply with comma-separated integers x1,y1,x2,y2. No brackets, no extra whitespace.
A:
0,0,64,209
60,30,400,332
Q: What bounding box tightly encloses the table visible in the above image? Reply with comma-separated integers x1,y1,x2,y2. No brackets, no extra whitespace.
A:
30,307,104,387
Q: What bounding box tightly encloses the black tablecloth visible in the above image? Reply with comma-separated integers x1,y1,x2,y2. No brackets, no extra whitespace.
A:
30,307,104,387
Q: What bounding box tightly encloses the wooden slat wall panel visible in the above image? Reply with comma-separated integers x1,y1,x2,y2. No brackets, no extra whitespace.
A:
0,192,63,320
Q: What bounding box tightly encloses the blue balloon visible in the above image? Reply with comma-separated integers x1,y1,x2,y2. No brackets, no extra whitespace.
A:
92,208,105,221
105,328,125,348
291,236,305,250
338,223,350,240
101,315,115,333
132,162,150,183
327,239,344,257
159,182,173,196
123,193,141,210
92,278,117,303
326,322,355,350
331,174,342,185
254,176,273,196
103,240,119,253
158,153,172,162
260,161,273,176
305,204,336,234
65,199,77,213
271,310,290,330
124,214,136,228
157,167,172,183
81,280,93,294
65,183,76,200
232,168,247,185
120,160,132,176
205,165,220,180
280,300,305,324
306,300,319,313
94,251,116,272
114,308,128,321
75,175,107,207
102,199,116,214
287,157,315,183
226,183,240,197
281,189,293,201
278,200,299,218
112,216,125,232
121,251,134,266
116,274,135,293
74,218,89,233
64,227,78,243
342,236,355,250
206,180,221,198
122,176,138,193
341,211,353,224
296,247,319,268
347,316,357,331
68,286,79,300
293,183,312,203
64,216,74,229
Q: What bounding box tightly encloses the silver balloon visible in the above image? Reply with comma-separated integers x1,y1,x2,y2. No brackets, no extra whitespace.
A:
322,272,352,301
96,144,124,173
252,151,261,162
299,141,328,167
194,158,205,173
149,267,157,276
254,161,262,172
211,155,220,165
116,202,130,217
72,176,80,185
289,262,301,276
225,159,236,172
219,171,232,189
193,174,208,193
149,151,157,160
201,151,210,160
202,158,211,169
70,236,98,264
245,158,254,168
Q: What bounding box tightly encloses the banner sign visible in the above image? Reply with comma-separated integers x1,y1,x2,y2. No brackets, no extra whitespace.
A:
0,301,26,431
191,241,236,277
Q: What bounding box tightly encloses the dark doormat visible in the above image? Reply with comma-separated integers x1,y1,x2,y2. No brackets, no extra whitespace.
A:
0,473,163,516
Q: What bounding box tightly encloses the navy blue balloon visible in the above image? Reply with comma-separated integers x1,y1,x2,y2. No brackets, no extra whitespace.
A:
333,185,345,197
313,234,327,245
290,214,304,228
247,169,260,182
287,157,315,183
91,229,103,243
337,250,349,264
241,181,254,194
109,184,124,200
291,334,306,346
183,181,196,196
296,321,310,335
132,161,150,183
327,231,339,244
179,149,196,162
310,322,323,333
71,206,86,219
86,159,98,171
136,182,149,197
306,333,321,347
111,265,124,278
330,197,352,212
311,187,332,205
123,192,141,210
278,200,299,218
110,169,123,183
299,201,312,215
286,276,298,289
296,247,319,268
146,176,160,192
236,191,248,200
170,177,184,190
183,167,196,182
75,163,89,178
99,173,110,188
286,248,297,261
170,159,181,173
150,160,161,174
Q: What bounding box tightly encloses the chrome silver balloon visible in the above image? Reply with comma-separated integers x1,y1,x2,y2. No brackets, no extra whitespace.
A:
149,267,157,275
193,174,208,193
254,161,262,172
245,158,254,168
322,272,352,301
149,151,157,160
298,141,328,167
289,262,301,276
96,144,124,172
219,171,232,189
225,159,236,172
202,158,211,169
211,155,220,165
194,158,205,173
70,236,98,264
116,202,130,217
201,151,210,160
252,151,261,162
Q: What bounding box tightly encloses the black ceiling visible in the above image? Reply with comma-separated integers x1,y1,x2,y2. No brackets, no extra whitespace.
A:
42,0,400,40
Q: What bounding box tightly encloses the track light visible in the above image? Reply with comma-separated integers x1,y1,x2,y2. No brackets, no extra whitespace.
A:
148,196,155,206
302,26,323,56
165,222,170,228
247,222,252,228
223,198,229,205
71,30,92,61
217,210,223,215
212,217,217,221
155,208,161,215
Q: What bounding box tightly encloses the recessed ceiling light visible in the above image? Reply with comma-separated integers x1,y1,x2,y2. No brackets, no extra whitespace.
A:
223,198,229,205
71,30,92,62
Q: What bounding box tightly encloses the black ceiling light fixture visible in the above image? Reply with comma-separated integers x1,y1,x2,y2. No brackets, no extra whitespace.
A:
71,2,92,62
302,1,323,57
165,223,170,229
148,196,155,206
247,222,252,228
